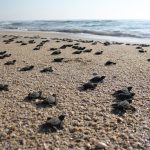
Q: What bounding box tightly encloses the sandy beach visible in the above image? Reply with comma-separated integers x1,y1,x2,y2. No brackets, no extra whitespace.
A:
0,31,150,150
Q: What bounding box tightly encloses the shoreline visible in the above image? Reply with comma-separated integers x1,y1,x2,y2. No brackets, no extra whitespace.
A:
1,30,150,45
0,31,149,149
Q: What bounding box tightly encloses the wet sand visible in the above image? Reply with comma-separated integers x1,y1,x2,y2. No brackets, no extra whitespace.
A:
0,31,150,150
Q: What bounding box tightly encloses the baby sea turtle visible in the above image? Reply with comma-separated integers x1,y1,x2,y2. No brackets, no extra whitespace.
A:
4,60,16,65
139,49,147,53
0,54,11,59
51,50,61,55
53,58,64,62
21,43,27,46
73,51,82,54
115,92,135,101
60,45,67,49
50,48,58,51
20,65,34,71
94,51,103,55
82,82,97,91
90,76,106,83
41,114,66,132
0,84,9,91
28,40,35,44
112,100,136,115
147,59,150,62
33,47,40,50
4,54,11,57
104,41,110,46
39,94,57,107
113,86,133,97
40,67,53,73
83,49,92,53
105,61,116,66
26,91,42,101
0,51,6,55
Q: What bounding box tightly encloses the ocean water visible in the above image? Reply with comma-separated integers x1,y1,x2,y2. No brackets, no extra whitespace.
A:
0,20,150,43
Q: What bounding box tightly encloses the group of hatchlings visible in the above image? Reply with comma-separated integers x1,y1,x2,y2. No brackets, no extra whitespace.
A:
0,75,136,133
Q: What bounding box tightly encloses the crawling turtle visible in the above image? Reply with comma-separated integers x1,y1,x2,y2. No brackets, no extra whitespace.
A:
50,48,58,51
90,76,106,83
51,50,61,55
73,51,82,54
83,49,92,53
53,58,64,62
112,100,136,114
4,60,16,65
41,114,66,132
113,86,133,97
28,40,35,44
82,82,97,91
94,51,103,55
104,41,110,46
40,94,57,107
40,67,53,73
26,91,42,100
0,84,9,91
105,61,116,66
139,49,147,53
0,54,11,59
115,92,135,101
60,45,67,49
4,54,11,57
33,47,40,50
0,51,6,55
21,43,27,46
20,65,34,71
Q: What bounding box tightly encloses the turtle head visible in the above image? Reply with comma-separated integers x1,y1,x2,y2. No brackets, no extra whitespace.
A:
127,86,133,91
30,65,34,69
101,76,106,80
52,94,57,98
58,114,66,121
131,93,135,97
4,84,9,91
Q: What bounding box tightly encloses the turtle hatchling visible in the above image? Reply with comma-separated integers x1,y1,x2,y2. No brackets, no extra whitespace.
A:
20,65,34,71
82,82,97,91
53,58,64,62
105,61,116,66
41,114,66,132
40,67,53,73
90,76,106,83
26,91,42,101
0,84,9,91
113,86,133,97
4,60,16,65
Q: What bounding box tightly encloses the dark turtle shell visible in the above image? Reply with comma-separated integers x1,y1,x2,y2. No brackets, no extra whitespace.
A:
105,61,116,66
113,87,132,96
53,58,64,62
41,114,66,132
4,60,16,65
0,84,9,91
41,94,57,107
40,67,53,73
20,65,34,71
0,51,7,55
94,51,103,55
90,76,105,83
51,50,61,55
82,82,97,91
27,91,42,100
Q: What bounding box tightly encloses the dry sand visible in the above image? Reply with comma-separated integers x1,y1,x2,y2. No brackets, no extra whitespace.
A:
0,31,150,150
